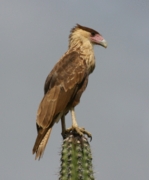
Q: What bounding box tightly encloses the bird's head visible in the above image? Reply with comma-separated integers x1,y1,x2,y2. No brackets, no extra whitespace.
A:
69,24,107,48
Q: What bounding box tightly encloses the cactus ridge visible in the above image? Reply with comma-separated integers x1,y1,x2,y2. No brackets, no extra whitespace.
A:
59,131,95,180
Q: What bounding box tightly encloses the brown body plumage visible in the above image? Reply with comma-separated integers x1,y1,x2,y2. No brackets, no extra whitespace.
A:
32,24,107,159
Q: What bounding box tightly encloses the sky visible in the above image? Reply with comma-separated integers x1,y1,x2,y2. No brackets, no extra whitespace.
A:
1,0,149,180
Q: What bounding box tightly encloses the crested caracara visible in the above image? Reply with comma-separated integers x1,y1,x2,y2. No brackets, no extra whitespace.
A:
33,24,107,160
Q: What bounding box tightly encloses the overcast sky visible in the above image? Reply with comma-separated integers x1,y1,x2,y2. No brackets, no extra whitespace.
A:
1,0,149,180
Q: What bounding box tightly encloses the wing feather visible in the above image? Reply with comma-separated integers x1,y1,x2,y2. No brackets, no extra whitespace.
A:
37,51,88,128
33,51,88,159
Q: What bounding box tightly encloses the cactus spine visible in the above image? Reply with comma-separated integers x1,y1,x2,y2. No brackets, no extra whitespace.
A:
59,132,94,180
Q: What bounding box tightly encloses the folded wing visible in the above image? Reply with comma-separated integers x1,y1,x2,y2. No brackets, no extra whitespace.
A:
33,51,88,159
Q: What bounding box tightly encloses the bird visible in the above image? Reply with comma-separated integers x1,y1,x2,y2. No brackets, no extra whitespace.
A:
32,24,107,160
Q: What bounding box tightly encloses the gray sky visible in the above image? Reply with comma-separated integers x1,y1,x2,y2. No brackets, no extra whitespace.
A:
1,0,149,179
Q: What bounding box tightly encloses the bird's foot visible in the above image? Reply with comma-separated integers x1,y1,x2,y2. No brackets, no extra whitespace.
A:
61,130,67,139
65,126,92,141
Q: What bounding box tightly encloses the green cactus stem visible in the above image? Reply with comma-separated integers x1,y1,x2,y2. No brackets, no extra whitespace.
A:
59,131,95,180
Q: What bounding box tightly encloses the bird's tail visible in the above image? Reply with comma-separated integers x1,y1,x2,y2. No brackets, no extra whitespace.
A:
32,128,52,160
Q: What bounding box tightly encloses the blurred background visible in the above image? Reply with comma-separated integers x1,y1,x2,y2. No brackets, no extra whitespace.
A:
1,0,149,179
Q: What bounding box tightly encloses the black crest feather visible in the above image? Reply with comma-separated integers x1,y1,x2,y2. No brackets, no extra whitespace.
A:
70,24,100,35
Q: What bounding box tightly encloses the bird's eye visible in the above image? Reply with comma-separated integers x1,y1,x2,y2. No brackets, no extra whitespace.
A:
91,32,96,36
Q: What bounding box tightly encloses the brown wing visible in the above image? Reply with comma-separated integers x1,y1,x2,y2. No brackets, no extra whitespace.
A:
37,51,88,128
33,51,88,158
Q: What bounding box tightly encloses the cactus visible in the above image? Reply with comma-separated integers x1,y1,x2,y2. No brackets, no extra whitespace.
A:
59,131,95,180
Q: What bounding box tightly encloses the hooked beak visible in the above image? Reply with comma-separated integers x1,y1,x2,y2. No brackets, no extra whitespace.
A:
99,39,108,48
91,34,108,48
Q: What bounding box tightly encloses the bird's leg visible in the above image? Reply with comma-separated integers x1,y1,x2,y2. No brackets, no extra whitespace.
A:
66,107,92,140
61,115,66,139
71,107,78,128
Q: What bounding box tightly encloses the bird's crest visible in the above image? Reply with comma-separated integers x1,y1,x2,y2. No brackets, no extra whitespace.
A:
70,24,100,36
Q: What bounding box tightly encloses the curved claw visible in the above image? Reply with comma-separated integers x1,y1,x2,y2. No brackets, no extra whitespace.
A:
80,127,92,141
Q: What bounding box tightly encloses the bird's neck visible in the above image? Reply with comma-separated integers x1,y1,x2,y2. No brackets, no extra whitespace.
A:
68,37,95,74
